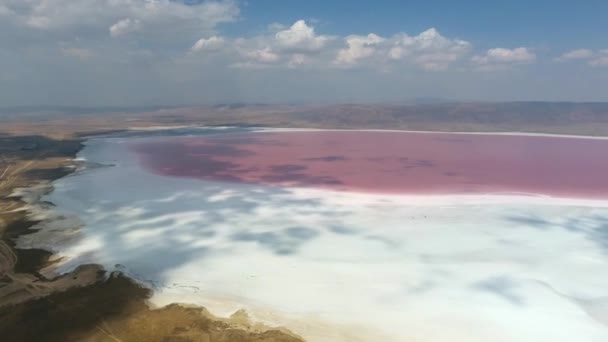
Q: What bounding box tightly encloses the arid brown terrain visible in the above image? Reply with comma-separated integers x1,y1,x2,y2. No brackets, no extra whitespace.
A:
3,102,608,138
1,102,608,341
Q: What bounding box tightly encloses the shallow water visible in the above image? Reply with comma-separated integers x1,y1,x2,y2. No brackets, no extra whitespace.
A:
27,129,608,341
133,130,608,197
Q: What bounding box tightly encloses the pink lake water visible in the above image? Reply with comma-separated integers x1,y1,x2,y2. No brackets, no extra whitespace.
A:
32,130,608,341
131,131,608,198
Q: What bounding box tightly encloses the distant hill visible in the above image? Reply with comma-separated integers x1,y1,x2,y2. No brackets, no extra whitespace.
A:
2,102,608,138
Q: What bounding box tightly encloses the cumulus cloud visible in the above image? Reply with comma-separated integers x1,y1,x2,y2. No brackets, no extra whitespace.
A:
241,47,280,63
229,25,471,71
3,0,239,40
556,49,594,61
109,18,141,37
589,50,608,67
212,24,471,71
389,28,471,71
472,47,536,70
556,49,608,67
274,20,332,52
4,1,600,105
331,28,471,71
0,2,512,74
231,20,334,68
191,36,225,52
0,0,242,84
335,34,385,65
475,47,536,63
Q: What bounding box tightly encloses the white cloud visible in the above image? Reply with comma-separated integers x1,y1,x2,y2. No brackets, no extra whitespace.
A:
274,20,332,52
230,26,471,71
335,34,385,65
556,49,608,67
332,28,470,70
475,47,536,63
556,49,594,61
589,57,608,66
389,28,471,71
191,36,225,52
0,0,241,76
233,20,335,68
288,54,309,67
589,50,608,67
472,47,536,70
241,47,280,63
5,3,604,104
109,18,141,37
4,0,239,39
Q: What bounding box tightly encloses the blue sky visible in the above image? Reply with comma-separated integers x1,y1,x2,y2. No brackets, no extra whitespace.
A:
234,1,608,48
0,0,606,106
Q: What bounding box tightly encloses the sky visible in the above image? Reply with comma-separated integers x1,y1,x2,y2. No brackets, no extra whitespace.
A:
0,0,607,106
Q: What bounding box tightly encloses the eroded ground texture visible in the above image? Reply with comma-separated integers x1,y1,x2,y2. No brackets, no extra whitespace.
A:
24,129,608,341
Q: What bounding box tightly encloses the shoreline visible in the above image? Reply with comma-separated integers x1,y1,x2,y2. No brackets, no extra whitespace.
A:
125,125,608,141
0,136,101,303
286,186,608,208
29,131,608,341
0,133,303,341
125,127,608,203
6,126,608,341
42,140,608,340
282,128,608,140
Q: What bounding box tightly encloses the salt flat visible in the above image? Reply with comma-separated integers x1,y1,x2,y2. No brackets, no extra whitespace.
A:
22,130,608,341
